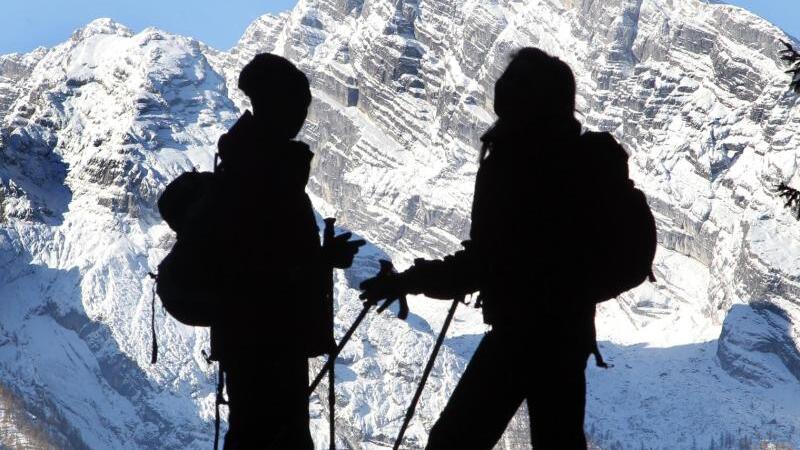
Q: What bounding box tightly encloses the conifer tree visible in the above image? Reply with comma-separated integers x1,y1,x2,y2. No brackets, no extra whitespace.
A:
775,41,800,217
780,40,800,93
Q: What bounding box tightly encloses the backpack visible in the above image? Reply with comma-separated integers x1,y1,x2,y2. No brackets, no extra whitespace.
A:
148,165,230,449
152,150,336,449
155,169,223,327
568,132,657,369
578,131,657,303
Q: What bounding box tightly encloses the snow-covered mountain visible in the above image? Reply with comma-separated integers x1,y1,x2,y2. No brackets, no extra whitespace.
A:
1,0,800,448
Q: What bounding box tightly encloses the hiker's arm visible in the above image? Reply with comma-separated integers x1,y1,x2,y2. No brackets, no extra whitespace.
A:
402,242,480,299
360,241,480,302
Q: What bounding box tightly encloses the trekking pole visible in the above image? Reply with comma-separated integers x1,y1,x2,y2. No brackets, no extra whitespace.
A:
323,218,337,450
309,303,368,394
392,296,461,450
309,259,409,394
267,254,407,447
328,350,335,450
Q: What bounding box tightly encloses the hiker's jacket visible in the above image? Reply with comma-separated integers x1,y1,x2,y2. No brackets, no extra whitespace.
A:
212,111,326,359
404,118,598,353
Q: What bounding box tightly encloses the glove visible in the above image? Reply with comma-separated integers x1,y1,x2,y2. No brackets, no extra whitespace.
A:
323,231,366,269
359,270,406,305
359,260,409,319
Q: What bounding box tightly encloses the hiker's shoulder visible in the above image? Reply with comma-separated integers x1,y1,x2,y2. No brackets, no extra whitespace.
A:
285,140,312,163
576,131,629,181
218,111,257,151
578,131,627,160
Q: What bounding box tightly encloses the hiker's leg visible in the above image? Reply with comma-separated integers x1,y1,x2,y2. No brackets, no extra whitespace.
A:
224,357,313,450
526,351,589,450
265,357,314,450
425,331,525,450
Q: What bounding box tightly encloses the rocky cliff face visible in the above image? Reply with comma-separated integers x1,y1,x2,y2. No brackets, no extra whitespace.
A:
0,18,236,449
1,1,800,449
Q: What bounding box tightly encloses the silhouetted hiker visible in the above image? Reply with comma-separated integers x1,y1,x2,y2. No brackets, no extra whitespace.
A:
360,48,656,450
158,53,363,449
214,54,364,450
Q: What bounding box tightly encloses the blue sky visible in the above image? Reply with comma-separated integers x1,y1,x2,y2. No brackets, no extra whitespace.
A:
0,1,797,55
0,0,296,54
726,1,800,37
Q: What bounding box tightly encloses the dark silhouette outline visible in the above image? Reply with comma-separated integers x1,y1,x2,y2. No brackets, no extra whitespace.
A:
360,47,657,450
213,54,364,450
156,53,364,449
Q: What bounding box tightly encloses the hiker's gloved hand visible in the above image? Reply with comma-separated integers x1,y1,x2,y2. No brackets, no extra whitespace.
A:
323,232,366,269
360,260,410,319
359,270,408,306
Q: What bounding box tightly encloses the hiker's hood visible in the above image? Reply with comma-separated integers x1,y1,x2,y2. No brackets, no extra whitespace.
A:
218,110,313,190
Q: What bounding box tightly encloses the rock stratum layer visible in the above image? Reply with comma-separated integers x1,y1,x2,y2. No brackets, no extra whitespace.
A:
1,1,800,448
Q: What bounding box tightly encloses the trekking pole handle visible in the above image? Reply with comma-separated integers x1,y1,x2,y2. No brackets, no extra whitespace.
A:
323,218,336,246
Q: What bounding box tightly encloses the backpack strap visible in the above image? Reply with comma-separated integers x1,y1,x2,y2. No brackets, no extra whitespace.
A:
148,272,158,364
589,309,613,369
329,360,335,450
201,349,227,450
591,341,611,369
213,365,228,450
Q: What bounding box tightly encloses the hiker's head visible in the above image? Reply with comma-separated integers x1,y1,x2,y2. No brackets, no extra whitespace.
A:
493,48,575,124
238,53,311,139
479,48,577,160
